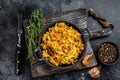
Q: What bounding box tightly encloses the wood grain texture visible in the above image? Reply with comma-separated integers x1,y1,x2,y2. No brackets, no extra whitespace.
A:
22,9,97,77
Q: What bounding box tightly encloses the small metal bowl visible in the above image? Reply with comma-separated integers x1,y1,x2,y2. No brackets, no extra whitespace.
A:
98,42,119,65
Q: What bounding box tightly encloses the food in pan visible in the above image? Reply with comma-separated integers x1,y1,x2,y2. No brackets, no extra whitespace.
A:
98,42,118,65
82,53,93,66
41,22,85,66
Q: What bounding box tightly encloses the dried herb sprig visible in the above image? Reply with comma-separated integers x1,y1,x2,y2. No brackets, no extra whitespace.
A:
27,9,43,61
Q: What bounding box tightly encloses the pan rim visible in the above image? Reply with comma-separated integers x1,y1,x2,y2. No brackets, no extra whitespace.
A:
38,21,87,69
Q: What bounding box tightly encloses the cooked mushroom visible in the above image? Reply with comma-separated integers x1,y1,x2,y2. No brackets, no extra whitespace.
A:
88,66,101,78
82,53,93,67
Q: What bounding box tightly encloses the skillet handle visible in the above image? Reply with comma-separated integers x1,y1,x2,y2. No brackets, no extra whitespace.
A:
89,24,114,39
34,47,44,61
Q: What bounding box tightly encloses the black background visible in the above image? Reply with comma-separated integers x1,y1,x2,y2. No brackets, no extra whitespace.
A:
0,0,120,80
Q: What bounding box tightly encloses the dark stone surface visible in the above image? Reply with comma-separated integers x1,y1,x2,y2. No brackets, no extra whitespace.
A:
0,0,120,80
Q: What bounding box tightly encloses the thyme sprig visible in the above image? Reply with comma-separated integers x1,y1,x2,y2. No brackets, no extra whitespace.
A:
27,9,43,61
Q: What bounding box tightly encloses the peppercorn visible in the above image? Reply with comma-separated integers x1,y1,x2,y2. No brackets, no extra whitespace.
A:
98,42,118,65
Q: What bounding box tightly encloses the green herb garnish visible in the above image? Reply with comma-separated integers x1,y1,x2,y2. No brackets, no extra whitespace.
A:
27,9,43,61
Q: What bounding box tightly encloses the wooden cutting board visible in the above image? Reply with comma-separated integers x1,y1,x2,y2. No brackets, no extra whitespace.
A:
23,9,97,77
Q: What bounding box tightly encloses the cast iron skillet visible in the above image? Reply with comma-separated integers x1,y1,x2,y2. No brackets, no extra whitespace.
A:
34,21,113,70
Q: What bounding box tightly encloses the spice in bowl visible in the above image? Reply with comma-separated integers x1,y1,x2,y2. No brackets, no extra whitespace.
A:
98,42,119,65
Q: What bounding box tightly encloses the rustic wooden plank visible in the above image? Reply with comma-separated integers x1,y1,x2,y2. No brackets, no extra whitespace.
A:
22,9,97,77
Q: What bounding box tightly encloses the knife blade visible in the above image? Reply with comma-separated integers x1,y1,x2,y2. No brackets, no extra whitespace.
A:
16,13,23,75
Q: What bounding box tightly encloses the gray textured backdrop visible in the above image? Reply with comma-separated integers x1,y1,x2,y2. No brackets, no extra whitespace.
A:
0,0,120,80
